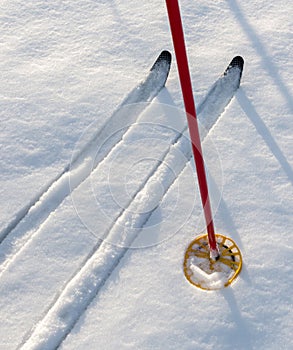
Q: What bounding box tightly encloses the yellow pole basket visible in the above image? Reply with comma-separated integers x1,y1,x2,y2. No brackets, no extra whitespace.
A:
183,234,242,291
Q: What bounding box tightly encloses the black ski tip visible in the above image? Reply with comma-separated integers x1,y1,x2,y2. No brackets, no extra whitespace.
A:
150,50,172,71
224,56,244,82
230,56,244,70
225,56,244,73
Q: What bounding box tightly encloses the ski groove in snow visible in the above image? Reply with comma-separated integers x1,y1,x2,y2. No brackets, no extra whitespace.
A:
19,62,243,350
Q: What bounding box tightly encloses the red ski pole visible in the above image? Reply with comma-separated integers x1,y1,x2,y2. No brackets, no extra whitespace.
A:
165,0,219,259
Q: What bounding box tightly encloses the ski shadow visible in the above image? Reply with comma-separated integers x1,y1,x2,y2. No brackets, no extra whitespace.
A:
237,89,293,186
226,0,293,114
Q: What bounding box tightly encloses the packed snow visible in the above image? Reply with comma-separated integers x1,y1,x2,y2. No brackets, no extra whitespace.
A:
0,1,292,349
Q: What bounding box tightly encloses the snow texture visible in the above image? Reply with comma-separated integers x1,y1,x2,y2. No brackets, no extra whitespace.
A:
0,1,292,350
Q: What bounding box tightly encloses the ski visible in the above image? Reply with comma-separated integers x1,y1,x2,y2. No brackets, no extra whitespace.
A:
224,55,244,80
197,56,244,135
0,51,172,270
119,50,171,106
71,50,172,167
21,56,244,350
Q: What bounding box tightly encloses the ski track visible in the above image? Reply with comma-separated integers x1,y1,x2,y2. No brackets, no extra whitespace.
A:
19,65,243,350
0,54,170,276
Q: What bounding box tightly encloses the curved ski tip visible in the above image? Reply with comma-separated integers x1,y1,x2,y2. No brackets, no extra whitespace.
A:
151,50,172,70
224,56,244,77
158,50,172,63
230,56,244,70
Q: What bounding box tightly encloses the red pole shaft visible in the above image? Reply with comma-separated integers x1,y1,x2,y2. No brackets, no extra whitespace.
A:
165,0,219,257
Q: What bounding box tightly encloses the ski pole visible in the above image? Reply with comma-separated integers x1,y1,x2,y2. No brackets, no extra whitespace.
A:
165,0,219,259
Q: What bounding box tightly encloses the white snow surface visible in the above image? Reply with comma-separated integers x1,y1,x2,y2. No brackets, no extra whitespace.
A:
0,1,292,350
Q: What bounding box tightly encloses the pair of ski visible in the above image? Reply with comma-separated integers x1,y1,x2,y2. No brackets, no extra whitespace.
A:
21,52,244,350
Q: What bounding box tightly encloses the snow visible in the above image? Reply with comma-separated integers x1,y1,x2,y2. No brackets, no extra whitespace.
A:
0,0,292,349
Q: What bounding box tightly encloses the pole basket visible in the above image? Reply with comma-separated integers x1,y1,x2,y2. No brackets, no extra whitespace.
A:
183,234,242,290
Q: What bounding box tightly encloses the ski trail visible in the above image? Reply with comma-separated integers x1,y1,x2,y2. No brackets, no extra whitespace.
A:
0,170,66,243
19,64,243,350
0,52,171,274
